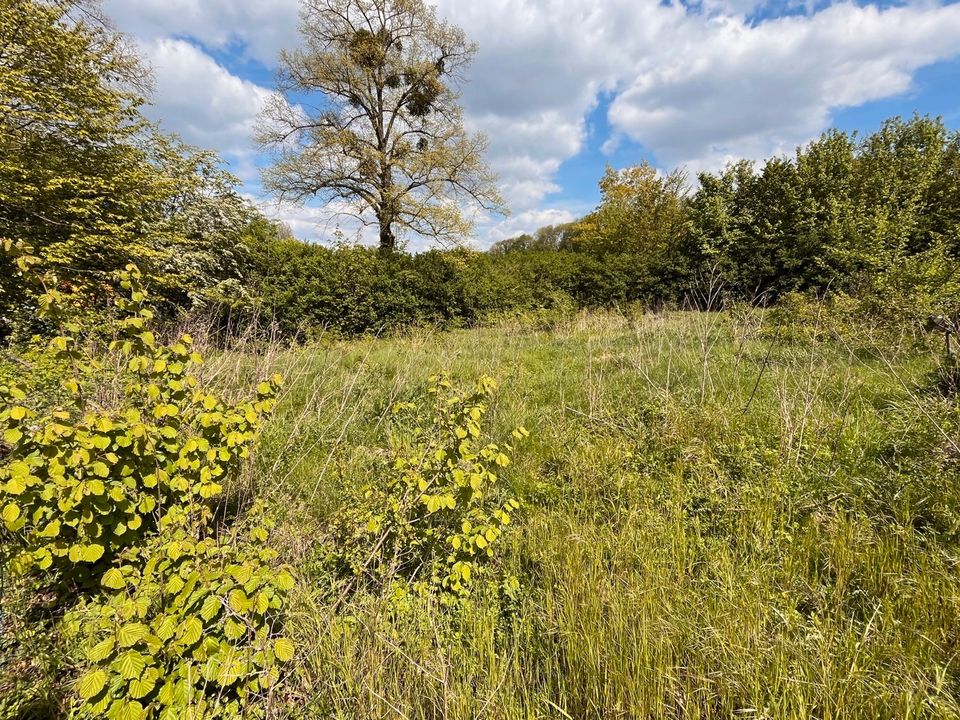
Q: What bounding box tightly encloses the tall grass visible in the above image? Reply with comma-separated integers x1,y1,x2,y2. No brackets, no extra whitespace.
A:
208,309,958,718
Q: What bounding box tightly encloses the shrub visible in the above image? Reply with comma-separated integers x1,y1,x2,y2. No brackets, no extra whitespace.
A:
0,265,295,719
324,375,525,603
65,508,295,720
0,268,281,585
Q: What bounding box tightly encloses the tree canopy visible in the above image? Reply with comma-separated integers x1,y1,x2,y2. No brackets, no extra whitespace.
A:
256,0,505,251
0,0,257,336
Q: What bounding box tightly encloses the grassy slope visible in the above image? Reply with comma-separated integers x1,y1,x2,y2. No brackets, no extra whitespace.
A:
211,310,960,719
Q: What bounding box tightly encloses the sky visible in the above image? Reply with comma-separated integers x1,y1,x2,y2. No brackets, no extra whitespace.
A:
101,0,960,250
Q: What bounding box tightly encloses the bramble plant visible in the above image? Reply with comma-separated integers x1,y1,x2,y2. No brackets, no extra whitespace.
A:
326,375,525,602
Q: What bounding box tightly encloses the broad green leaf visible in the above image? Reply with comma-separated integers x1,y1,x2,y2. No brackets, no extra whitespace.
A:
77,668,108,700
128,673,157,700
228,590,249,614
87,637,115,662
200,595,221,622
180,616,202,647
273,637,295,663
274,571,295,592
102,568,125,590
116,699,146,720
82,544,105,563
154,615,177,642
118,623,149,648
113,650,148,680
4,477,26,495
224,618,246,641
227,565,252,584
1,503,21,525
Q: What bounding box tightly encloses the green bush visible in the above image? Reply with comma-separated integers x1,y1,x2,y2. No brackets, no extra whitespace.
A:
1,269,281,584
324,375,525,603
0,265,294,719
65,508,295,720
240,233,674,341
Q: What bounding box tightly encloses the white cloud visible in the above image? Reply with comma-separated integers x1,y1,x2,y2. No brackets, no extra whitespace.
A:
254,197,377,247
482,208,579,245
104,0,960,248
607,2,960,168
138,38,273,165
103,0,299,66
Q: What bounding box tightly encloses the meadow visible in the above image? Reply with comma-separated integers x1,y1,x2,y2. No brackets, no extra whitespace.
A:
199,308,960,719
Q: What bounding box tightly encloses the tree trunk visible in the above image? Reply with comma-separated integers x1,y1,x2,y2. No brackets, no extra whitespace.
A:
379,219,396,252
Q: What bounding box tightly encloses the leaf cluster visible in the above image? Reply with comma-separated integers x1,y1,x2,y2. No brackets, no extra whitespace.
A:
66,512,295,720
324,374,525,602
0,265,295,719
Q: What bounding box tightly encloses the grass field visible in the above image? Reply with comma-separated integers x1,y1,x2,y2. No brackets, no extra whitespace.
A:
207,309,960,719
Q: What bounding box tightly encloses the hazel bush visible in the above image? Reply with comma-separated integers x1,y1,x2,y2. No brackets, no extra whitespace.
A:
0,267,281,584
0,264,295,719
325,375,525,601
65,508,295,720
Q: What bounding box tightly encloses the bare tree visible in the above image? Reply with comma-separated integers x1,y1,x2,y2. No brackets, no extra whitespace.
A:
256,0,506,251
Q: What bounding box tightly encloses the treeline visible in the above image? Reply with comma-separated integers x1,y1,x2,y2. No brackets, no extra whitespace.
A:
3,1,958,345
493,118,960,304
243,115,960,337
242,220,670,339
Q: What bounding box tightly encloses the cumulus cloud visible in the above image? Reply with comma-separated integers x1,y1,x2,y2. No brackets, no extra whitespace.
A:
138,38,273,166
606,2,960,168
104,0,960,247
103,0,299,66
441,0,960,203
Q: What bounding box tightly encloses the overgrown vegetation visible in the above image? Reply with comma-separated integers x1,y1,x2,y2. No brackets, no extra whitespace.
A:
228,309,960,718
239,114,960,340
1,263,294,719
4,0,960,717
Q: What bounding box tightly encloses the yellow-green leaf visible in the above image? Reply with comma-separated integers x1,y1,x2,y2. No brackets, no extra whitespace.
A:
228,590,249,614
274,572,295,592
116,699,145,720
102,568,125,590
87,637,115,662
224,618,246,641
128,673,157,700
118,623,149,648
82,544,105,563
76,668,107,700
1,503,21,525
200,595,221,622
180,616,202,647
113,650,148,680
273,637,295,663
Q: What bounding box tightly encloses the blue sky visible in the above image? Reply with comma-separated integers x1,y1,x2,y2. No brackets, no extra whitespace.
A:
101,0,960,248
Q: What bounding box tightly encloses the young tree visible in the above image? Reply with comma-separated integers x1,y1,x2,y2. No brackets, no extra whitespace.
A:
576,162,689,259
256,0,505,252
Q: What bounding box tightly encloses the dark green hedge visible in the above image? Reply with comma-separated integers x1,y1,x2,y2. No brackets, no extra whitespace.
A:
241,239,681,339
